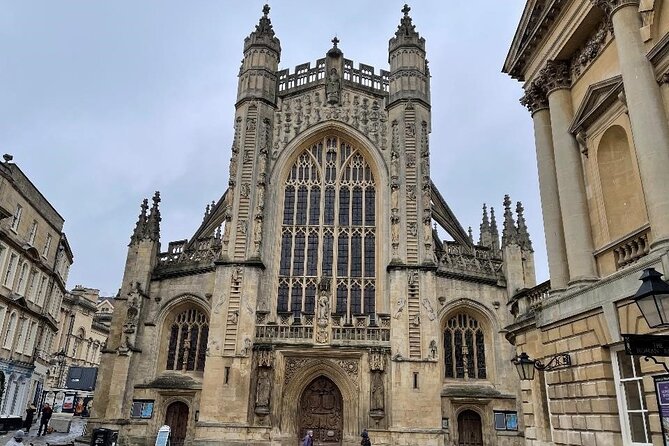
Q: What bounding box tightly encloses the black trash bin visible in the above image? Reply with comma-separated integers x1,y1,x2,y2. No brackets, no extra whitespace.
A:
91,428,118,446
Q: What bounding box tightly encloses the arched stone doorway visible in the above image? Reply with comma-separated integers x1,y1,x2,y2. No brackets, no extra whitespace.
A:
298,376,343,444
457,410,483,446
165,401,189,446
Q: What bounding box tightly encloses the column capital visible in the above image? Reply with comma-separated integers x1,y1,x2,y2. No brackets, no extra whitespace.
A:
520,81,549,115
539,60,572,94
590,0,640,17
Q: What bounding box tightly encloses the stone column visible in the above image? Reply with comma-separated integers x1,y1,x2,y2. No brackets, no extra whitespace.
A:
593,0,669,249
541,61,598,285
521,83,570,289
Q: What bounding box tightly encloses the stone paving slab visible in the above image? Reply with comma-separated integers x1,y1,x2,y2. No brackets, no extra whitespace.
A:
0,418,87,446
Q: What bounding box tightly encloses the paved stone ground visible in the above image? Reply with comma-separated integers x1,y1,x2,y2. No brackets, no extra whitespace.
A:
0,417,87,446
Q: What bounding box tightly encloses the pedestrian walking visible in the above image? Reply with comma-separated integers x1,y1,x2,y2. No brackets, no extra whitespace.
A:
37,403,53,436
301,430,313,446
23,404,36,431
5,430,25,446
361,428,371,446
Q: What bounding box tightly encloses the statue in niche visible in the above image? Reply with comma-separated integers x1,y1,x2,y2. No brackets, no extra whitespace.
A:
253,218,263,255
370,371,385,412
326,68,341,105
255,369,272,413
391,181,399,211
429,340,438,360
390,150,399,179
317,278,331,322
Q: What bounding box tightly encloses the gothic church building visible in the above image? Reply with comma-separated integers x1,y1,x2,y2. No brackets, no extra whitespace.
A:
91,6,533,446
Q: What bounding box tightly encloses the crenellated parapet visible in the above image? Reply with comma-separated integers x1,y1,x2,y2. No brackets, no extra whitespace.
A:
276,58,389,96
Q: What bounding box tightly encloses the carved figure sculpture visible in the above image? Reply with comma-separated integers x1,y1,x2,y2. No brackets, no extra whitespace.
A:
370,371,385,412
255,369,272,412
326,68,341,105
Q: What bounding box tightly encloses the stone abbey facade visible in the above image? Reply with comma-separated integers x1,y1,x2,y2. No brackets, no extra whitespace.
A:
90,6,535,446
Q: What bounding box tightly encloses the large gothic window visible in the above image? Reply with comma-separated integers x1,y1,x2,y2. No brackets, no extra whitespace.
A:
277,136,376,317
444,313,486,379
166,308,209,372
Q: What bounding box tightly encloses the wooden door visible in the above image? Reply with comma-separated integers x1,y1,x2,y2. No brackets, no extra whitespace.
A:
458,410,483,446
298,376,343,444
165,401,189,446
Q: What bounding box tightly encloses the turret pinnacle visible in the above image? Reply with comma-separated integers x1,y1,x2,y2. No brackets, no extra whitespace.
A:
490,206,500,252
501,195,519,248
468,226,474,244
146,191,161,242
516,201,533,251
130,199,149,245
479,204,492,248
244,4,281,56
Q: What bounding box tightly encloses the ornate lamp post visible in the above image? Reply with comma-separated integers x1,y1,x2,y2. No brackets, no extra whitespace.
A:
511,352,572,381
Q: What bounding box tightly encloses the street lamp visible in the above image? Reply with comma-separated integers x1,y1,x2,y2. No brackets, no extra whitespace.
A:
633,268,669,328
511,352,572,381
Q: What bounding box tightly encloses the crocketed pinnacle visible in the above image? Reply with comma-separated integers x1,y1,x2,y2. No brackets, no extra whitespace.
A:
389,4,425,52
468,226,474,244
490,206,500,252
244,4,281,55
479,204,491,248
501,195,519,248
146,191,162,242
130,199,149,245
516,201,533,251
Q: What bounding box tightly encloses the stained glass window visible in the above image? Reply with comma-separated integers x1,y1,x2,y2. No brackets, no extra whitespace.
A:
444,313,486,379
277,137,376,317
166,308,208,372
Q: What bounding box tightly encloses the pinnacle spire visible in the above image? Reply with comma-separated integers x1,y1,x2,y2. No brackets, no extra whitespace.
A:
327,35,343,57
146,191,161,242
389,3,425,52
479,204,492,248
130,199,149,245
501,195,519,248
244,3,281,56
468,226,474,244
490,206,500,252
516,201,533,251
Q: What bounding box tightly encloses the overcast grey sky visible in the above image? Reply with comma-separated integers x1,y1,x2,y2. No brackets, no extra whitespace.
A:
2,1,542,296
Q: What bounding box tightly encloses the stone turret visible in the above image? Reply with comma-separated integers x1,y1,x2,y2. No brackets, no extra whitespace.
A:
237,4,281,104
501,195,536,296
93,192,161,421
479,204,492,248
388,4,430,106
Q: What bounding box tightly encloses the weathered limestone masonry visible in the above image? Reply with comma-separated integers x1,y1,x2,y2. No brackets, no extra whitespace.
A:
505,0,669,445
89,5,535,446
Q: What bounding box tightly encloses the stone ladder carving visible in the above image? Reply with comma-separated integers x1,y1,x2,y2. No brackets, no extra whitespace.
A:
235,106,259,260
224,267,243,355
404,103,419,264
407,270,421,358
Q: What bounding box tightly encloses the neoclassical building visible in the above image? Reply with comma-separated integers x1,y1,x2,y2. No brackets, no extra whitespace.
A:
504,0,669,445
90,6,535,446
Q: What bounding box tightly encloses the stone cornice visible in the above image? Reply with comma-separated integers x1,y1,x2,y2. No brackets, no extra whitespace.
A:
539,60,572,93
503,0,568,80
590,0,640,17
520,81,549,114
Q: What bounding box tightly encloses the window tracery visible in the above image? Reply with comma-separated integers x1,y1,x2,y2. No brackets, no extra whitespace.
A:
166,308,208,372
444,313,486,379
277,137,376,317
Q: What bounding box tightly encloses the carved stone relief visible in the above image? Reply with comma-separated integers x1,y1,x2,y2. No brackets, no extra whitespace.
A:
284,357,360,389
421,298,436,321
272,90,389,159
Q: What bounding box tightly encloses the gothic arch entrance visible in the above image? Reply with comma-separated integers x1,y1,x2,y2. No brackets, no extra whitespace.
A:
298,376,343,444
165,401,189,446
457,410,483,446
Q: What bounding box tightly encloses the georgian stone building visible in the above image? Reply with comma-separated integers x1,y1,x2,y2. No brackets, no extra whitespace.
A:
0,156,72,419
90,6,536,446
46,285,111,389
504,0,669,445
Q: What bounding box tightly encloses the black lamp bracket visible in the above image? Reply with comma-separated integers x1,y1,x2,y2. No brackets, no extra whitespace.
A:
534,353,572,371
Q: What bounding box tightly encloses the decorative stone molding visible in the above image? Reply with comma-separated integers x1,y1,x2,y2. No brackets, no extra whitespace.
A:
539,60,572,93
520,81,549,114
284,357,359,389
570,19,612,79
591,0,640,17
369,349,387,372
257,348,274,368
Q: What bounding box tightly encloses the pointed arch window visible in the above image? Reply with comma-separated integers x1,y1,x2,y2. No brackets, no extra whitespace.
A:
277,137,376,318
166,308,209,372
444,313,487,379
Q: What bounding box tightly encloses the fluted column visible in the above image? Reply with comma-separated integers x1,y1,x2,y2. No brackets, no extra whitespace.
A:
592,0,669,249
541,61,598,285
521,83,570,289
